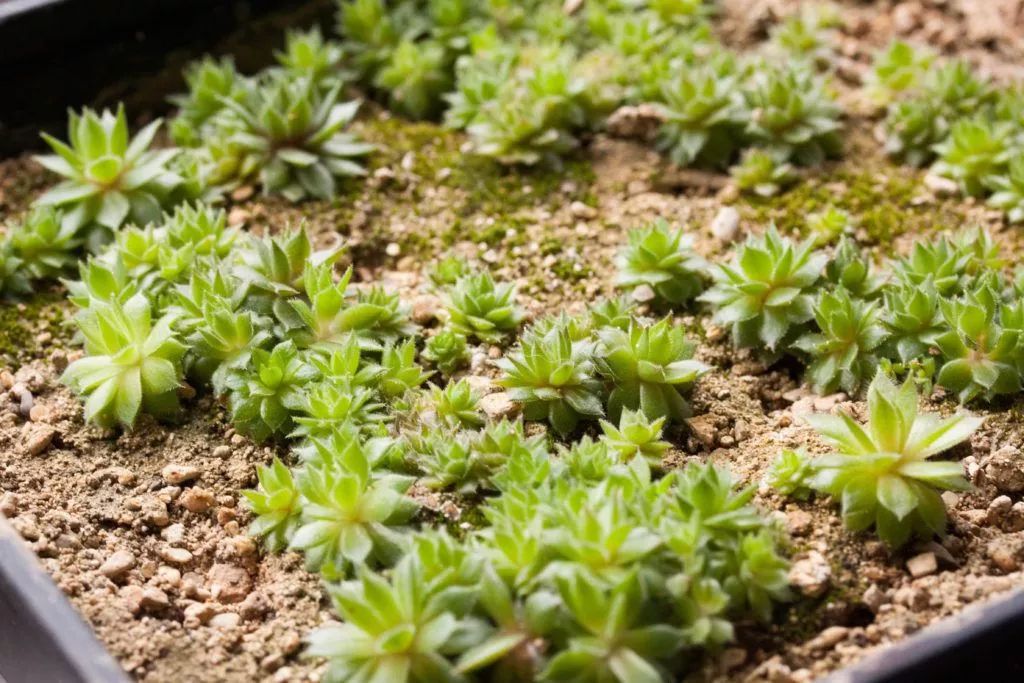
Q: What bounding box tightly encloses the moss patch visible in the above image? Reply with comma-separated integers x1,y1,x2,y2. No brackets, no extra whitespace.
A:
740,165,970,250
0,289,70,367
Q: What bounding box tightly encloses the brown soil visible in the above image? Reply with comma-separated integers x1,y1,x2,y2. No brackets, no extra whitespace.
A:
2,2,1024,682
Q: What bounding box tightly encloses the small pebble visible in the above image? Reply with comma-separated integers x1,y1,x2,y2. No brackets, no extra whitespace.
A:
99,550,136,580
22,424,56,456
159,546,193,565
906,552,938,578
210,612,241,630
161,463,200,485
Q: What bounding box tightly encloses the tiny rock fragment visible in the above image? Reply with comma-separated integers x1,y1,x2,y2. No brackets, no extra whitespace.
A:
685,414,717,450
812,393,846,412
230,185,254,201
0,492,18,517
906,552,938,578
159,546,193,565
862,584,888,613
179,487,216,513
630,284,656,303
710,206,741,242
28,403,54,423
809,626,849,651
785,510,813,536
100,550,136,580
208,563,253,604
122,585,169,614
984,447,1024,493
212,445,232,459
987,538,1022,572
410,294,443,324
987,495,1013,525
569,200,597,219
210,612,241,630
161,523,185,544
923,173,958,197
183,602,217,627
22,424,56,456
788,550,831,597
604,103,664,139
139,496,170,527
161,463,200,485
480,392,518,420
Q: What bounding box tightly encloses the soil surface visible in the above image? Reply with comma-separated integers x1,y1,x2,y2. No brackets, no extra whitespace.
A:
2,1,1024,682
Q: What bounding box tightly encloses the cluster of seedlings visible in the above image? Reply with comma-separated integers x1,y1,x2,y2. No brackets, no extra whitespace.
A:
619,219,1024,406
871,41,1024,223
33,195,789,681
1,1,1022,681
336,0,845,177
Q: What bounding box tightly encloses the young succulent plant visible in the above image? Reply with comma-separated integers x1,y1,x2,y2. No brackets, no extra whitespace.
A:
287,262,410,352
614,220,707,307
421,327,470,376
225,341,318,442
595,317,710,422
700,226,826,352
804,372,978,547
987,156,1024,224
35,105,183,235
542,570,683,683
61,293,186,429
730,148,798,198
589,295,637,331
880,278,945,362
429,378,485,429
243,458,302,552
375,39,454,119
306,550,486,683
464,47,589,165
654,53,746,169
169,56,249,146
930,117,1013,198
792,288,889,395
291,379,387,442
406,428,479,492
863,40,933,108
497,320,604,436
334,0,404,80
807,206,853,246
883,61,994,167
372,339,433,399
823,237,883,299
891,235,974,297
443,271,524,343
291,436,418,578
275,27,345,88
599,408,671,468
742,64,841,165
769,8,834,66
5,206,81,281
0,242,29,300
934,286,1024,403
213,75,373,200
764,449,815,500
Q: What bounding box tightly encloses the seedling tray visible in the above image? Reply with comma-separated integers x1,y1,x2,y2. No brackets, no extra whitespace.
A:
0,518,128,683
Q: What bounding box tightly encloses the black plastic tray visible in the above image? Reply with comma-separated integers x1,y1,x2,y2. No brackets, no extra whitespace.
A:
0,518,128,683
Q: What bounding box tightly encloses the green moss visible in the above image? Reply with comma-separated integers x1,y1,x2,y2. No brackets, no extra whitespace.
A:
0,290,71,367
354,114,596,263
740,166,968,250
